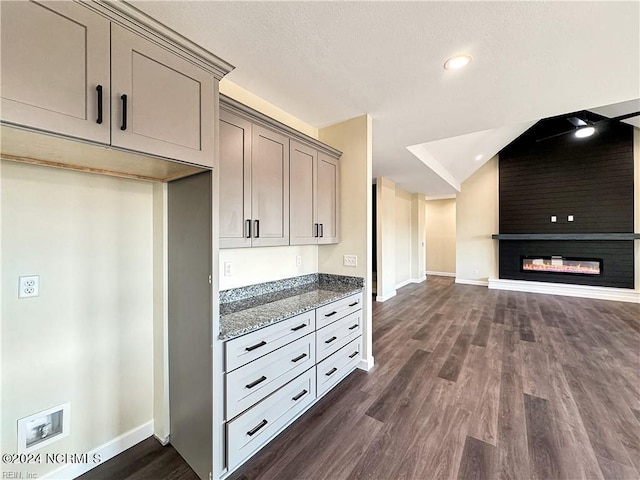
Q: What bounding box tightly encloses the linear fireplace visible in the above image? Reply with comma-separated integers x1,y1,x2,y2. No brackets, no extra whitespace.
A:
521,256,602,276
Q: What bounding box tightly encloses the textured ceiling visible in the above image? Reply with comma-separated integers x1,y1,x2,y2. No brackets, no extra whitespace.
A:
130,1,640,196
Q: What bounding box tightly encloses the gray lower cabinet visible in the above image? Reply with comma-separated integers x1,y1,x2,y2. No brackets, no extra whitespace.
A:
222,293,363,474
219,95,341,249
1,0,220,168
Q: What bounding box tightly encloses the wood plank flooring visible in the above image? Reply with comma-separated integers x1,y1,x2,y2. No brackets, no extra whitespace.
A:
83,276,640,479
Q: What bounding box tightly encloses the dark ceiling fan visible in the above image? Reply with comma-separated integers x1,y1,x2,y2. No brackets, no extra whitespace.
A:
536,110,640,142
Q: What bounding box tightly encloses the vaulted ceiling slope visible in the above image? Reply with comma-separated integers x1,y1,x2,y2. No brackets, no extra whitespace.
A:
130,1,640,196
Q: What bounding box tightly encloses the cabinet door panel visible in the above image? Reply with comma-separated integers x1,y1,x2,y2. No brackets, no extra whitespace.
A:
111,24,214,167
0,1,110,143
290,141,317,245
251,125,289,246
317,153,340,244
219,110,252,248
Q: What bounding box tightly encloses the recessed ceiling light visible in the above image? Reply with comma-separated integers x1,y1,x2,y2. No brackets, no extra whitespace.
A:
444,54,472,70
574,126,595,138
475,154,483,161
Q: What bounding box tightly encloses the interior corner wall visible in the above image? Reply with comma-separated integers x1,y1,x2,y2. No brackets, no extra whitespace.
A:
635,128,639,291
425,199,456,275
395,188,412,287
456,156,499,284
411,194,426,281
318,114,374,370
375,177,397,301
1,160,154,478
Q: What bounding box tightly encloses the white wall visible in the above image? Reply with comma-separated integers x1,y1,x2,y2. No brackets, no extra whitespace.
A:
376,177,396,301
411,194,426,281
395,188,412,286
455,156,499,285
425,198,457,275
1,160,154,478
318,114,374,370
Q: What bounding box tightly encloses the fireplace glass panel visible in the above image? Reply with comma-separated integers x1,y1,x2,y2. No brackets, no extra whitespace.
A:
521,256,602,275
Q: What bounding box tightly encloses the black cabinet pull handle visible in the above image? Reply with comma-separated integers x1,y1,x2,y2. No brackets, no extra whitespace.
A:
120,94,127,130
320,224,324,238
314,223,319,238
291,353,307,363
291,324,307,332
254,219,260,238
349,351,359,358
326,367,338,376
349,324,359,330
246,376,267,389
247,419,268,436
349,301,359,307
96,85,103,124
245,340,266,352
292,390,308,401
245,219,251,238
324,311,337,317
325,336,337,344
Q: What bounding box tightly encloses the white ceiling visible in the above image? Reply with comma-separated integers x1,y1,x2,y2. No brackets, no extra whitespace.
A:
130,1,640,196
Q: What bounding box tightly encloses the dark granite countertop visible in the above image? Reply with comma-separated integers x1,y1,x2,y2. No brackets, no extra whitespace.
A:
219,274,364,340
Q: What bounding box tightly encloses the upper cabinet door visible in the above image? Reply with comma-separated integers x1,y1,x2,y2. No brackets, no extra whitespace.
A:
0,1,110,144
317,153,340,244
219,110,252,248
290,141,317,246
251,125,290,247
110,24,214,167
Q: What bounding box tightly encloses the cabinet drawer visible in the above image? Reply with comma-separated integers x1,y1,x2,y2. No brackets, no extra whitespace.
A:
316,293,363,329
317,337,362,398
225,311,315,372
315,310,363,362
226,334,315,420
227,367,316,471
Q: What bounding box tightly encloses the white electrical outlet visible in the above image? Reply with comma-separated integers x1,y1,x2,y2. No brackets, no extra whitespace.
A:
223,261,233,276
19,275,40,298
296,255,302,267
343,255,358,267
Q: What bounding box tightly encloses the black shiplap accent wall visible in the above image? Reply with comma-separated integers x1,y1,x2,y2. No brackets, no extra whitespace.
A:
498,116,635,289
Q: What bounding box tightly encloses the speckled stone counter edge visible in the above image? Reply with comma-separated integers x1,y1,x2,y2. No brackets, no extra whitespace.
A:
219,274,365,340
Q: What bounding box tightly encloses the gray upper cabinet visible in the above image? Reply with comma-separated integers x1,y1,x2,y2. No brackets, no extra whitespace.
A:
251,125,290,247
219,110,252,248
1,0,224,169
290,141,340,245
290,141,318,245
317,152,340,244
111,24,214,167
0,1,111,144
219,96,340,249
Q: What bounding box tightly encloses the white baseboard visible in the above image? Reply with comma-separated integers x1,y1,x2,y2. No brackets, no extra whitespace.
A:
455,278,489,287
358,356,375,371
411,276,426,284
426,271,455,278
154,433,170,446
488,278,640,303
395,278,413,290
42,420,154,479
376,290,397,302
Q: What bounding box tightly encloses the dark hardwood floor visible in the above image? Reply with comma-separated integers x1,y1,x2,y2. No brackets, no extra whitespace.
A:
83,276,640,479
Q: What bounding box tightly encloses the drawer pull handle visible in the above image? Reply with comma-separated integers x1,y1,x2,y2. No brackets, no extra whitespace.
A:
325,336,337,344
326,367,338,376
291,353,307,363
291,324,307,332
245,341,267,352
245,219,251,238
349,301,359,307
247,419,268,436
246,376,267,389
349,324,359,330
292,389,308,401
324,311,337,317
349,351,359,358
